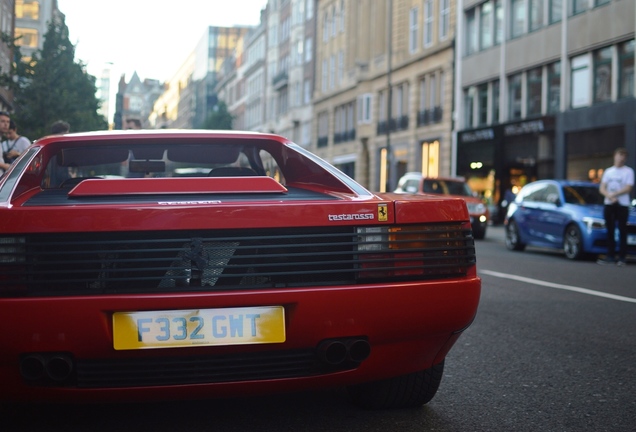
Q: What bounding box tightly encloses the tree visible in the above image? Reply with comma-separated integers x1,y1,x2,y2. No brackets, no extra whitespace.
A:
203,101,234,130
12,17,107,139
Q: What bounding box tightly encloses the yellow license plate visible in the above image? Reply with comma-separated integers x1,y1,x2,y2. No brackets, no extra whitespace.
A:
113,306,285,350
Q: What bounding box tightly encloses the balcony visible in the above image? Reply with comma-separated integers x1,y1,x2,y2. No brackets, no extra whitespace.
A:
376,116,409,135
417,107,444,127
272,71,288,91
333,129,356,144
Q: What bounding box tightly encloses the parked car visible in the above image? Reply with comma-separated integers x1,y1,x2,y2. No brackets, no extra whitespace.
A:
394,173,490,239
504,179,636,260
0,130,480,409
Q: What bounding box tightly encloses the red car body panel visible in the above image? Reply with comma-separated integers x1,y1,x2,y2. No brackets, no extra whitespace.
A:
0,131,480,404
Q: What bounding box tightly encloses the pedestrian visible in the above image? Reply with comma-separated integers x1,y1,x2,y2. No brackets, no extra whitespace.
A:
0,111,10,140
1,120,31,164
50,120,71,135
597,147,634,266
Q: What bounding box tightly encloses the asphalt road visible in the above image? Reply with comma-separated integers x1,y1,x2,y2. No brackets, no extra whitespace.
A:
6,226,636,431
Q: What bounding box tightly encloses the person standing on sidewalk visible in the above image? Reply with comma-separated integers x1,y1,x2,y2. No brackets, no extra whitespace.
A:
597,147,634,266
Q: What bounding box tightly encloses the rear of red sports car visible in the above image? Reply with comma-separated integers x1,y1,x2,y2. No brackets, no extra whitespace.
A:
0,131,480,409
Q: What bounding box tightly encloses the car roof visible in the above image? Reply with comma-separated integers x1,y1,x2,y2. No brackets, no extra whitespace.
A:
525,179,599,188
400,173,467,182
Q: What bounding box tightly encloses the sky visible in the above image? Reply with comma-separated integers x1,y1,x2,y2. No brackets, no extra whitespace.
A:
57,0,268,83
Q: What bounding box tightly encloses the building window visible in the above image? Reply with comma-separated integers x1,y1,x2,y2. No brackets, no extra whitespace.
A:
321,59,328,92
549,0,562,23
304,80,312,104
548,62,561,113
593,47,612,103
357,93,372,124
572,0,587,15
466,9,478,55
14,28,38,48
337,51,344,86
409,7,419,53
305,37,313,63
527,67,543,116
329,55,335,89
529,0,543,32
421,141,439,178
429,75,437,110
492,80,500,124
464,87,476,128
508,73,522,120
16,0,40,19
480,1,493,50
440,0,450,40
340,0,345,32
424,0,434,47
510,0,526,39
571,55,591,108
478,84,489,125
619,40,635,99
419,77,427,111
494,0,504,45
317,111,329,148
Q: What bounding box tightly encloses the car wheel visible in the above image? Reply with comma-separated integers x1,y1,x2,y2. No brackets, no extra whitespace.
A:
505,220,526,251
347,361,444,410
563,224,584,260
473,226,486,240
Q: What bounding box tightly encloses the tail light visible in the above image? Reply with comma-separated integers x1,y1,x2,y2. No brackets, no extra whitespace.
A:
0,236,27,296
356,223,473,279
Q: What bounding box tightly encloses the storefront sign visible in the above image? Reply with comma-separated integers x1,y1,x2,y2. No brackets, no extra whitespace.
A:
460,128,495,143
504,120,544,136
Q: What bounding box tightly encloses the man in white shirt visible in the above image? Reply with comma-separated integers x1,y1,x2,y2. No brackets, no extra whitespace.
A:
597,147,634,266
1,120,31,164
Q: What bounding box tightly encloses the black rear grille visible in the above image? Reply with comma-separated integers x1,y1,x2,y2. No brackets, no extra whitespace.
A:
75,349,326,388
0,224,476,297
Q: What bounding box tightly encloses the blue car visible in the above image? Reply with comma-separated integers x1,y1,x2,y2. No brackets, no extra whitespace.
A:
504,180,636,260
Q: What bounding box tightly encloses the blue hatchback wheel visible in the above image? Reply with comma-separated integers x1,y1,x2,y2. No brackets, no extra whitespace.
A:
563,224,584,260
505,220,525,251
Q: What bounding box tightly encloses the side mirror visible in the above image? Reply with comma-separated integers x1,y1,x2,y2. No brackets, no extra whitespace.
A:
406,186,417,193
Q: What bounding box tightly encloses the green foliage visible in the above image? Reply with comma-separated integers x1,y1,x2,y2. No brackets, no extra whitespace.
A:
203,101,234,130
7,17,107,140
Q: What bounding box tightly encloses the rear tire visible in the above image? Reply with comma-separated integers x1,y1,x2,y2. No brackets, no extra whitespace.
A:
505,220,526,251
347,361,444,410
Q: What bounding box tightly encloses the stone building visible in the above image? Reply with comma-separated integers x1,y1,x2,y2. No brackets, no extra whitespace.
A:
313,0,455,192
455,0,635,209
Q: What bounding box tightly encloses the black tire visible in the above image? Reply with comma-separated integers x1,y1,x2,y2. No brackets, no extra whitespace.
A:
563,224,584,260
473,226,486,240
347,361,444,410
505,220,526,251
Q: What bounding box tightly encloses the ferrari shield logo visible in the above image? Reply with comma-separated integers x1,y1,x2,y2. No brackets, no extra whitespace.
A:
378,204,388,222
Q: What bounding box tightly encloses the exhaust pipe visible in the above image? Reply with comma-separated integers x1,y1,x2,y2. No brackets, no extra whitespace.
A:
317,340,348,365
20,355,46,380
346,339,371,363
45,354,74,381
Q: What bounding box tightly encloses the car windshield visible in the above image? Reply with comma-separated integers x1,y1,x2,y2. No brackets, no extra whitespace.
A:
562,185,604,205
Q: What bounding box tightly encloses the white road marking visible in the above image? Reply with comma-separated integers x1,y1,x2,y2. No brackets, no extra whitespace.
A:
480,269,636,304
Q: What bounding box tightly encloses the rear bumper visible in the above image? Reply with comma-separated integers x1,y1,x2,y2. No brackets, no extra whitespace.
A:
0,277,480,402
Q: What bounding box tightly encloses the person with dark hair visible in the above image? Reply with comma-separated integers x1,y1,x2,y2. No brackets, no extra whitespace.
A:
597,147,634,266
51,120,71,135
1,119,31,164
125,118,142,129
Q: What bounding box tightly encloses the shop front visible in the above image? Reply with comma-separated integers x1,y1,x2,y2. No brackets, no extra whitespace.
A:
457,116,555,223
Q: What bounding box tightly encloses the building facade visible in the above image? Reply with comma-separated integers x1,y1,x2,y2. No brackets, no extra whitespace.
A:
0,0,15,111
455,0,635,212
313,0,456,192
14,0,59,63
